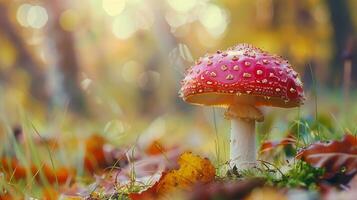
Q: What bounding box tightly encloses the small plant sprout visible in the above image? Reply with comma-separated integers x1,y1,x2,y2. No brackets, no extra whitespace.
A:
179,44,305,169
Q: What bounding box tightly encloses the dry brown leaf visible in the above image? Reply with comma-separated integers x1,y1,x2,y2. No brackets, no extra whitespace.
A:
189,179,265,200
296,134,357,179
323,175,357,200
129,152,215,200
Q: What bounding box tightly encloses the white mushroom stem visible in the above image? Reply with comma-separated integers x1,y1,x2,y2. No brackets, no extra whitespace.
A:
225,104,263,169
230,118,256,169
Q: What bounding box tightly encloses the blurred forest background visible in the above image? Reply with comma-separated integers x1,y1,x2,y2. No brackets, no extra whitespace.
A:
0,0,357,156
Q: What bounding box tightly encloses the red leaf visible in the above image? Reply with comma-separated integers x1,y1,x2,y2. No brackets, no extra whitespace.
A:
84,135,107,171
146,140,166,155
188,179,265,200
296,134,357,179
1,158,74,184
260,135,296,153
128,173,164,200
41,164,75,184
1,158,28,179
84,134,128,172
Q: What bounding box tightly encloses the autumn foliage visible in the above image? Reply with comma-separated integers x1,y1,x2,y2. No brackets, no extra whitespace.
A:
1,158,74,184
129,152,216,199
297,134,357,179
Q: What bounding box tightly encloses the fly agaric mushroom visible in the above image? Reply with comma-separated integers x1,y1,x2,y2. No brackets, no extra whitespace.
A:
179,44,305,169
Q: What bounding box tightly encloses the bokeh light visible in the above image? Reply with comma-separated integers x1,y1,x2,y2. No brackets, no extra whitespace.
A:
167,0,198,13
60,9,80,31
102,0,126,16
198,3,228,38
165,12,189,28
112,12,137,39
17,4,48,29
16,3,32,27
27,5,48,29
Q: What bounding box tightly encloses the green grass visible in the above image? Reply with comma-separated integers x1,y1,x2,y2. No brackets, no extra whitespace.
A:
227,160,325,190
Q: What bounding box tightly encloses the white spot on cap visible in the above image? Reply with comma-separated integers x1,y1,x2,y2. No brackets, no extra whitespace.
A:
244,61,251,67
256,70,263,75
221,65,228,71
243,73,251,78
226,74,234,80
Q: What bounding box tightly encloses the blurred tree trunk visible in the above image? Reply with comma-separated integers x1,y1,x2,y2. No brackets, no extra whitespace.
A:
0,2,48,102
136,0,186,117
326,0,356,85
46,0,86,113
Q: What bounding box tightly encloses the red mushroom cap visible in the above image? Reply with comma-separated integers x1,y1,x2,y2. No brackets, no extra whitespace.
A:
179,44,305,108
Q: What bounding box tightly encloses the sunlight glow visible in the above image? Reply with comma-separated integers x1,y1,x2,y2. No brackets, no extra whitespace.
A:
165,12,189,28
167,0,197,13
199,4,228,38
16,4,31,27
27,5,48,29
17,4,48,29
102,0,126,16
112,12,137,39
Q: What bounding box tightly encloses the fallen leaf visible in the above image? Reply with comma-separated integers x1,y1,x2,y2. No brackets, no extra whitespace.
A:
84,134,129,172
42,164,75,184
129,175,162,200
0,194,13,200
43,187,59,200
245,187,287,200
157,152,215,193
1,158,28,179
188,179,265,200
1,157,74,184
84,134,107,172
146,140,166,155
323,174,357,200
296,134,357,179
129,152,216,199
260,135,296,153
